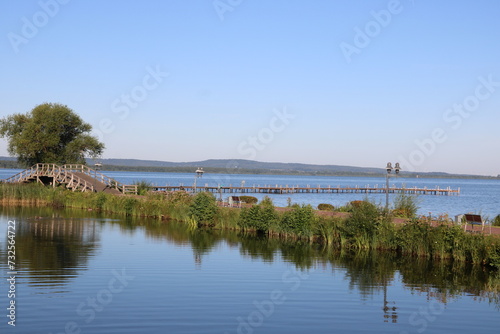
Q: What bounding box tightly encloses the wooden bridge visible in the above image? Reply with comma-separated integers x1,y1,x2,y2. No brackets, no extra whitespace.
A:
150,184,460,196
1,163,137,194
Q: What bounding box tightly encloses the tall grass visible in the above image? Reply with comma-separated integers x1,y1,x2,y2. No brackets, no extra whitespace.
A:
393,193,420,219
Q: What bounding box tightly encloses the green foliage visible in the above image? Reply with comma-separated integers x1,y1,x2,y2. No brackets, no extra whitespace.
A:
344,200,382,241
393,193,420,218
94,193,108,211
214,207,240,229
122,197,138,216
164,191,193,205
188,192,218,226
280,204,316,237
334,204,353,212
316,217,343,246
488,243,500,268
317,203,334,211
396,220,433,256
133,180,152,196
492,214,500,227
239,196,258,204
238,196,279,233
0,103,104,167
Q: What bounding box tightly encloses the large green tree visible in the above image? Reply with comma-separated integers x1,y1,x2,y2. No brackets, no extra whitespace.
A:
0,103,104,167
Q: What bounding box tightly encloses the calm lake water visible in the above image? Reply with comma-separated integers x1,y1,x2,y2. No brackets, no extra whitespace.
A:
2,169,498,219
1,207,499,334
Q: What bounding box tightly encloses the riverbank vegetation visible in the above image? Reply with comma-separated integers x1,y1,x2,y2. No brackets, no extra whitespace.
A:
1,182,500,269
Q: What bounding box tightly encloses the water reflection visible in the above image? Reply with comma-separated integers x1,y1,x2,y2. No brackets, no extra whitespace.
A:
126,216,500,312
0,207,101,292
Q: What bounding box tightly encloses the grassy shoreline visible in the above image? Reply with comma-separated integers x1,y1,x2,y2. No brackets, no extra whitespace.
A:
1,183,500,269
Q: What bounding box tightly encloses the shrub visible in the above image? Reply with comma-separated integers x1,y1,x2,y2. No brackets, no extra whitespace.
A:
280,204,316,237
238,196,278,233
487,242,500,268
492,214,500,227
240,196,258,204
343,200,382,247
317,203,334,211
188,192,218,226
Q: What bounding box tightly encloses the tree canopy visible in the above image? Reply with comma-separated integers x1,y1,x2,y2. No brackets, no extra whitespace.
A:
0,103,104,167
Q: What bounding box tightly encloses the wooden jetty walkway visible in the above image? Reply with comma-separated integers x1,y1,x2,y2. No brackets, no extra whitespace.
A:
2,163,137,194
151,184,460,196
2,164,460,196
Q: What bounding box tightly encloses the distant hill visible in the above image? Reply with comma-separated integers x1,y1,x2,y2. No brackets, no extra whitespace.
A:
0,156,494,179
94,158,383,174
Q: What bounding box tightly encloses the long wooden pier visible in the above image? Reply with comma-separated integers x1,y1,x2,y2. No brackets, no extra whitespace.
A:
150,184,460,196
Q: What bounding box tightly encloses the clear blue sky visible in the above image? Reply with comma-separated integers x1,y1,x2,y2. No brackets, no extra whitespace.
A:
1,0,499,175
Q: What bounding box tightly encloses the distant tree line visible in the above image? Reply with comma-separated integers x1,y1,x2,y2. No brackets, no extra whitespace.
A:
0,160,20,169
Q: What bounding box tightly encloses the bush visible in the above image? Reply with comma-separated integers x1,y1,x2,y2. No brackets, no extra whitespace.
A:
238,196,278,233
344,200,382,246
492,214,500,227
240,196,258,204
317,203,334,211
280,204,316,237
188,192,218,226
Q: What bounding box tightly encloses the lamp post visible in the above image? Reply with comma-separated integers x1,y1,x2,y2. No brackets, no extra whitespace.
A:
94,162,102,192
193,167,204,194
385,162,401,212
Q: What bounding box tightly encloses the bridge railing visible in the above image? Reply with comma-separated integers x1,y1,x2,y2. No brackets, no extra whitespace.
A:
58,168,95,192
3,166,35,183
3,163,137,194
2,163,91,192
62,164,134,193
3,163,61,183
